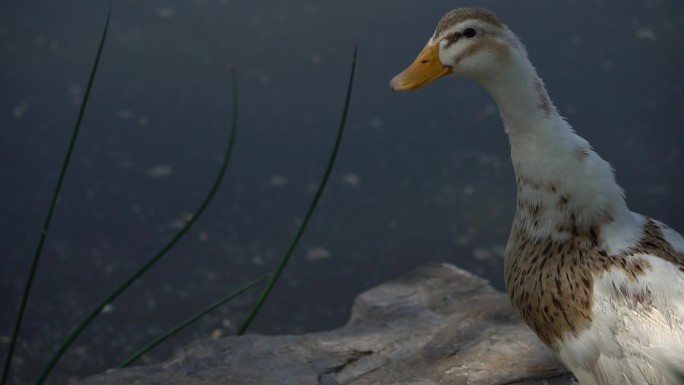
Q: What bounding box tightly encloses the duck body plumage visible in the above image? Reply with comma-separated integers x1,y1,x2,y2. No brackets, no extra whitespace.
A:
391,7,684,384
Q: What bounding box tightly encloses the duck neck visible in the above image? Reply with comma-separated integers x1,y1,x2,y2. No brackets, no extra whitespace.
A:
478,52,630,242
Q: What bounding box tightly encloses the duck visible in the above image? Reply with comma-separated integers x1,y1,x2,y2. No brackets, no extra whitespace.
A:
390,7,684,385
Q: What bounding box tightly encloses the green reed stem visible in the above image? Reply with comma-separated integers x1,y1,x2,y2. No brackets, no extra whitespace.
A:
33,63,240,385
118,274,270,368
1,4,113,385
237,46,357,335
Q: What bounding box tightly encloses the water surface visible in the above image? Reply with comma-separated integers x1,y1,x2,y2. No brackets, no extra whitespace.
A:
1,0,683,382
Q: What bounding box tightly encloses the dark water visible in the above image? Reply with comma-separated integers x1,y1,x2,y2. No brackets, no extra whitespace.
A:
1,0,683,383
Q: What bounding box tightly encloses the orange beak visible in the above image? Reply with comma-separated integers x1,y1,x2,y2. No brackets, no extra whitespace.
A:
390,43,453,92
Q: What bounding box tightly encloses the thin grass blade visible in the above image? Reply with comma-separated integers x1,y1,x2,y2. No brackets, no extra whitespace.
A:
1,4,113,385
237,46,358,335
34,61,240,385
119,274,270,368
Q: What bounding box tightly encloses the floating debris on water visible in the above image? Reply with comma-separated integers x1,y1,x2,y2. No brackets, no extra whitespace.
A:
148,164,174,178
13,102,28,118
636,27,657,40
491,245,506,259
117,109,134,120
252,255,265,266
68,85,82,105
156,7,176,19
146,298,157,309
270,175,289,187
137,116,150,127
599,60,614,71
369,116,384,129
341,173,360,186
167,219,186,229
472,247,493,262
306,247,331,261
454,235,472,246
34,36,46,47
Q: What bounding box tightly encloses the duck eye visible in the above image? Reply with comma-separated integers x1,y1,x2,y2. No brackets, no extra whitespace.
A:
463,28,477,38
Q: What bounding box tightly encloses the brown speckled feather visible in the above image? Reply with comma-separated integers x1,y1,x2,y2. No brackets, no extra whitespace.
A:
505,215,680,348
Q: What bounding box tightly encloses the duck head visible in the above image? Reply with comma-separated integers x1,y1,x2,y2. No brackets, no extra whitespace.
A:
390,7,523,91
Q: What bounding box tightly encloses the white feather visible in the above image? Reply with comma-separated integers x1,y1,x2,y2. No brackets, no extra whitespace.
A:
557,252,684,385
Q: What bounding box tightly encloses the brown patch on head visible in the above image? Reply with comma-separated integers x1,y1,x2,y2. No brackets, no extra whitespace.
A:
504,217,678,349
432,8,513,75
451,38,510,65
435,7,503,38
